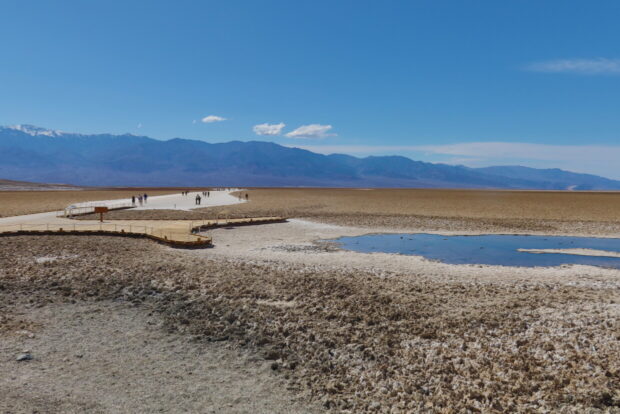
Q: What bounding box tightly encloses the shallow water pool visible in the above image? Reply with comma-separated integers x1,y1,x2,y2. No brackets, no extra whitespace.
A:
329,233,620,269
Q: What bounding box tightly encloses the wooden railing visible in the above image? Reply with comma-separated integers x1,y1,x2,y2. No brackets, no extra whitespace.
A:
57,201,135,218
0,222,212,247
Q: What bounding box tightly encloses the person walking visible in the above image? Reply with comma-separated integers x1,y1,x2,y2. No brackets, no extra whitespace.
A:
195,194,201,205
245,193,249,201
131,195,136,206
138,195,143,206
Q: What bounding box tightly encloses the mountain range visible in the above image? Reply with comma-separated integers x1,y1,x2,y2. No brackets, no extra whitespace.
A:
1,124,619,190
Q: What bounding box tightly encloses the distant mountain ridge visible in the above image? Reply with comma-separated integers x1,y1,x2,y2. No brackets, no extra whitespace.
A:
1,125,619,190
0,178,79,191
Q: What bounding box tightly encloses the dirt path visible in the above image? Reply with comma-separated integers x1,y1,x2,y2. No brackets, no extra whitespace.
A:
0,297,322,414
0,190,243,227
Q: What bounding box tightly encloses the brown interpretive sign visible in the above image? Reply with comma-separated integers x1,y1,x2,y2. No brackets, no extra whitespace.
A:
94,206,109,222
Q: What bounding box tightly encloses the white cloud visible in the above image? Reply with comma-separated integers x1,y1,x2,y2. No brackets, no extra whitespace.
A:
201,115,227,123
285,124,336,139
525,58,620,75
137,122,142,129
253,122,285,136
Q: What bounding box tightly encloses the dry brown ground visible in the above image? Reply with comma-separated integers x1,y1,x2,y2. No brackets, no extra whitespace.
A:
0,189,178,217
89,188,620,235
1,235,618,413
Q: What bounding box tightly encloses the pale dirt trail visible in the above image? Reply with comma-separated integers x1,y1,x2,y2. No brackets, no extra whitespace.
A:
0,297,321,414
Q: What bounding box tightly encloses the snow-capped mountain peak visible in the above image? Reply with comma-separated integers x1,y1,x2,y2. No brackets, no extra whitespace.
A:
6,124,65,137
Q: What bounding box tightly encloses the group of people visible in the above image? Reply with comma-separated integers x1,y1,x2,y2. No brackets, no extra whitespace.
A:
192,191,211,205
181,190,211,197
131,193,148,206
180,190,211,205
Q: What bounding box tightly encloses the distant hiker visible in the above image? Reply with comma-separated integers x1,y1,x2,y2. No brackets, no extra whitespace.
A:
195,194,201,205
131,195,136,206
138,195,143,206
207,191,210,197
143,193,148,203
245,193,249,201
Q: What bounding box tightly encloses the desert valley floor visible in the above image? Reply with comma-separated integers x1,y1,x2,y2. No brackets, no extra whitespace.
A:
1,188,619,413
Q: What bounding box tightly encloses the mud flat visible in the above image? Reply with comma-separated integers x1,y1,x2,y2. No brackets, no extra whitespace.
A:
1,231,619,412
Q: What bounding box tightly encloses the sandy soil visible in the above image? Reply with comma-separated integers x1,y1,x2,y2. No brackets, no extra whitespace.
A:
1,234,618,412
0,294,320,414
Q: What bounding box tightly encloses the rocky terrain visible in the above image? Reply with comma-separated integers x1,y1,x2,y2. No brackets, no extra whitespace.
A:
1,235,618,412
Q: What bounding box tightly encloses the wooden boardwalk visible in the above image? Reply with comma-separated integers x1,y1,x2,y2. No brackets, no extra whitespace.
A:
0,217,287,248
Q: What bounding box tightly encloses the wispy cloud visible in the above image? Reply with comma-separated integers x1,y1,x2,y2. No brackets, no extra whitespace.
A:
285,124,336,139
291,142,620,179
525,58,620,75
291,144,420,154
253,122,285,136
201,115,227,123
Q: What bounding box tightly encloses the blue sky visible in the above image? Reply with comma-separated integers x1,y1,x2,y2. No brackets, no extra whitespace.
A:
2,1,620,178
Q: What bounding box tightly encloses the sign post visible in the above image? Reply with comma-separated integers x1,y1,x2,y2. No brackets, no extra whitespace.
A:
94,206,109,223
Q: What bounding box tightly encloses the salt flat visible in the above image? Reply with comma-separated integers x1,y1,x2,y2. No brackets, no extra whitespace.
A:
1,188,619,412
